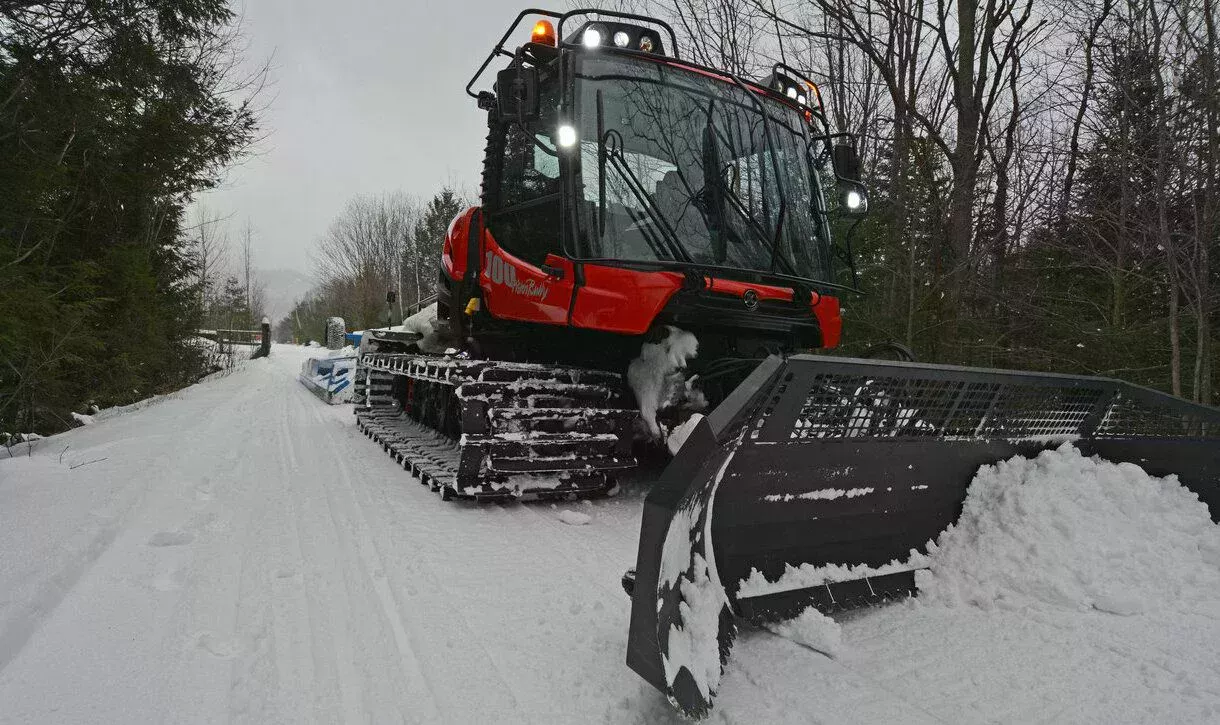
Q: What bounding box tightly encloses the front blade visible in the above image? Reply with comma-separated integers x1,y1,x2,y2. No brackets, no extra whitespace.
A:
627,354,1220,718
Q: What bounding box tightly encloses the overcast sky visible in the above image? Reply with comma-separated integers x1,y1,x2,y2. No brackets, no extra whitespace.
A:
197,0,512,274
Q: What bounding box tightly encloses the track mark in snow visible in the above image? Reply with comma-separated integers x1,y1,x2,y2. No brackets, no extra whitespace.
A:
319,435,444,722
148,567,184,592
148,531,194,547
196,631,246,659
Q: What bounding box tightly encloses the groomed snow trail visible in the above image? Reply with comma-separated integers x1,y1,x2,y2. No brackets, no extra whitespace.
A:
2,345,1218,724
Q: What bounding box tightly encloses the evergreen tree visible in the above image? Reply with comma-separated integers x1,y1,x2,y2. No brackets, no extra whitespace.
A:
0,1,258,433
405,188,467,305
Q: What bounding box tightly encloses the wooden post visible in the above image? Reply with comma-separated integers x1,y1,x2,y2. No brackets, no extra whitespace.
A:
253,318,272,359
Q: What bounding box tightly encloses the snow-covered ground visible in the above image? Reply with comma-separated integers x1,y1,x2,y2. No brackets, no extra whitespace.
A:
2,345,1218,724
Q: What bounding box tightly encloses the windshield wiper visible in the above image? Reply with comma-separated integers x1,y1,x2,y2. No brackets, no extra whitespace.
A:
722,72,791,276
701,103,800,278
597,128,692,263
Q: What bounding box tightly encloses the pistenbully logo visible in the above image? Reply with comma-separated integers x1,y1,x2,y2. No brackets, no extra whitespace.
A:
485,251,550,300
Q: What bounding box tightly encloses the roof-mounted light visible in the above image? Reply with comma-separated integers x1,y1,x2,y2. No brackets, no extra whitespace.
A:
582,24,604,48
531,19,556,47
563,21,667,56
761,71,822,110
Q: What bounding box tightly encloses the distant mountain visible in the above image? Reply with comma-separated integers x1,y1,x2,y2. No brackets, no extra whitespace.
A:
258,268,315,323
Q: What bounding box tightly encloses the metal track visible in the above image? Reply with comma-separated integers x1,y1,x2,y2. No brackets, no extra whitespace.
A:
355,353,638,500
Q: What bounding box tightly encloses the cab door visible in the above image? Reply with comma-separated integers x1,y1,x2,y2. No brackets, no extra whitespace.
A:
480,234,573,325
480,72,575,325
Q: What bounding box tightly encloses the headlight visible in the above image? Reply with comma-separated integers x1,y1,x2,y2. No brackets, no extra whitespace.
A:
613,31,630,47
582,25,603,48
845,190,865,210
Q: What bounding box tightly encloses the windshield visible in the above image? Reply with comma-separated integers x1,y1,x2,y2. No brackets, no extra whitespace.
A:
570,54,833,283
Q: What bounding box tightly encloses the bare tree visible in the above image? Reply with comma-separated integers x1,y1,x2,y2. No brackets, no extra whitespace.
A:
188,207,230,318
313,192,422,328
241,220,255,326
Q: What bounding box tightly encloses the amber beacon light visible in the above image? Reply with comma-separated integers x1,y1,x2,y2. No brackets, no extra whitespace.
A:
531,19,557,46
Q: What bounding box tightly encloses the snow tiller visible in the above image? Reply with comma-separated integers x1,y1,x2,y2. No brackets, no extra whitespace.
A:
352,8,872,501
625,354,1220,717
346,8,1217,716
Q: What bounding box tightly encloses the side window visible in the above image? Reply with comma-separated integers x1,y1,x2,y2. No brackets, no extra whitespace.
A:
488,74,561,267
500,127,560,208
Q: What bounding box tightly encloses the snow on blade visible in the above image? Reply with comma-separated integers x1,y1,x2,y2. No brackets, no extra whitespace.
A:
916,442,1220,614
657,444,737,707
739,556,926,598
762,486,875,503
663,553,725,702
627,326,699,439
666,413,704,456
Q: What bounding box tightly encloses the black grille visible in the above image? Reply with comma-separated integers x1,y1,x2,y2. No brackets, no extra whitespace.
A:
1097,391,1220,439
757,358,1220,443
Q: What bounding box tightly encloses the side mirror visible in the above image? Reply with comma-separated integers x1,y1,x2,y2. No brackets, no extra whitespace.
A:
495,66,539,122
832,143,861,181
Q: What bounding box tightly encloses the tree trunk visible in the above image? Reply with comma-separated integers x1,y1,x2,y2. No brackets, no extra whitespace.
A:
944,0,979,361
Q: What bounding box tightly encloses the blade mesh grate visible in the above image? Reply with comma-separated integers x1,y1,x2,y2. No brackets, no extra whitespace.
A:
781,368,1220,442
1096,393,1220,439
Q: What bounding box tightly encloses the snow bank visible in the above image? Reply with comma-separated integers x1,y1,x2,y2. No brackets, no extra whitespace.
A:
916,443,1220,614
627,326,699,438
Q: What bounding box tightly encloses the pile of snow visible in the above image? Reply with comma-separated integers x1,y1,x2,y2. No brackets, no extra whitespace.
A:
2,432,44,446
916,443,1220,615
555,509,591,526
400,303,438,336
321,344,357,359
754,443,1220,660
765,607,843,658
359,303,450,355
627,326,701,438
